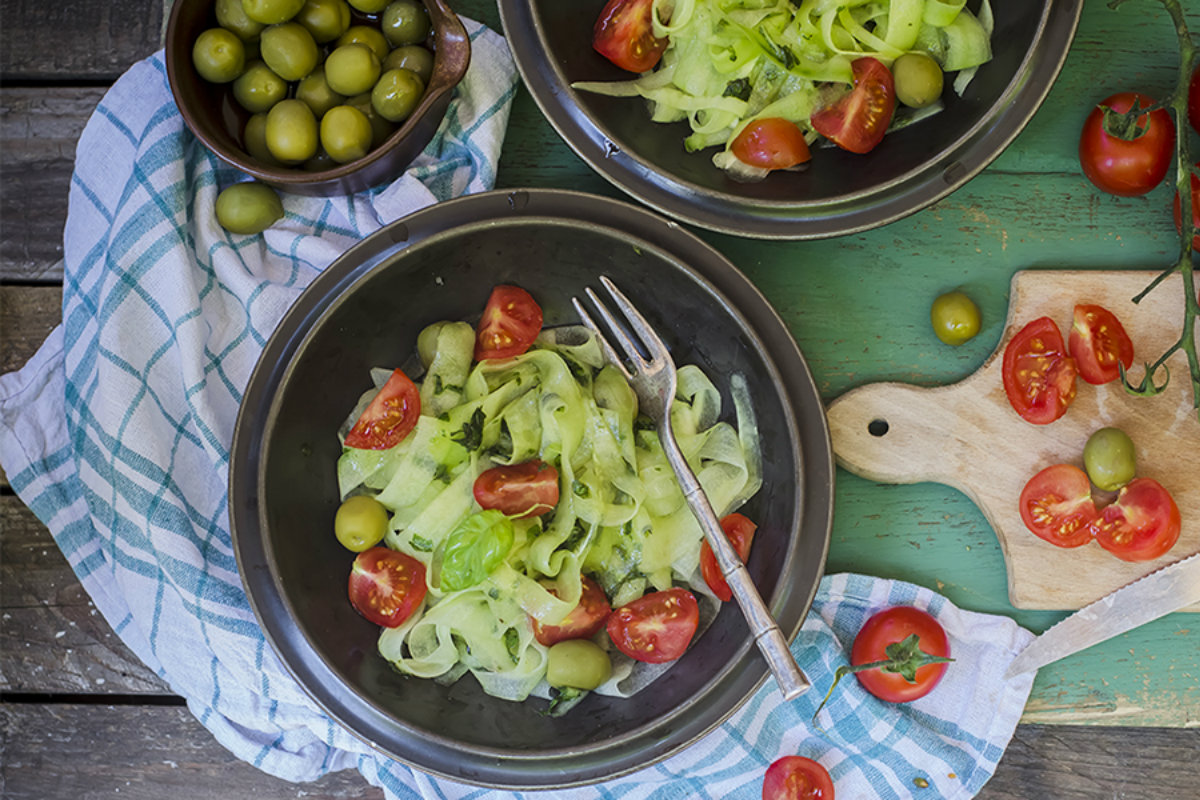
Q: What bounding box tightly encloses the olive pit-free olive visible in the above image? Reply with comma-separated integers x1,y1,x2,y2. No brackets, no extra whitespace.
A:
371,68,425,123
336,25,390,61
545,640,612,690
260,21,320,81
242,0,306,25
930,290,981,346
320,105,374,163
334,495,389,551
383,44,434,84
296,67,346,118
216,0,266,42
893,52,944,109
215,181,284,235
232,60,288,113
295,0,352,43
1083,427,1137,492
193,27,246,84
381,0,431,47
265,98,320,163
324,42,382,95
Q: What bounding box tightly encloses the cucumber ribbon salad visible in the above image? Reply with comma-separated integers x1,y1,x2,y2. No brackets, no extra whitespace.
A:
578,0,994,179
333,285,763,713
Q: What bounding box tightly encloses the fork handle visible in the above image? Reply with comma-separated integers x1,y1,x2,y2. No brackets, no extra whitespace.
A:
665,440,812,701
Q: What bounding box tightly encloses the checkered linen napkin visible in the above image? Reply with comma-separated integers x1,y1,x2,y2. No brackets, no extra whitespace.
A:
0,22,1036,800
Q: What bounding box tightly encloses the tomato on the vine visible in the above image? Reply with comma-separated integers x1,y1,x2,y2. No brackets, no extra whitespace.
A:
592,0,667,73
730,118,812,170
473,460,559,518
1078,92,1175,197
1001,316,1078,424
1068,304,1134,386
811,57,895,154
606,587,699,663
1018,463,1099,548
762,755,835,800
532,575,612,646
1090,477,1181,562
474,285,543,361
699,512,756,602
849,606,951,703
348,547,427,627
344,368,421,450
1173,164,1200,251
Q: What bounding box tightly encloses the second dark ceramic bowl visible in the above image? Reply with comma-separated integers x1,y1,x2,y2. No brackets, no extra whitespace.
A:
229,188,834,787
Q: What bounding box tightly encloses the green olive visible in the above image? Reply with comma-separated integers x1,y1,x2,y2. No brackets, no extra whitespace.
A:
336,25,391,62
265,98,319,163
371,68,425,123
320,104,374,163
334,495,389,551
930,290,981,346
215,181,284,235
1083,427,1137,492
346,92,398,146
216,0,266,42
381,0,431,47
383,44,434,84
546,639,612,690
242,112,281,165
260,21,320,81
296,66,346,118
232,60,288,113
324,43,382,96
295,0,351,43
241,0,306,25
893,52,944,109
347,0,390,12
193,28,246,84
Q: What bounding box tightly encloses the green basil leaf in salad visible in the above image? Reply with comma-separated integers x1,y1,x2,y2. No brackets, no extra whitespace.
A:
440,509,515,591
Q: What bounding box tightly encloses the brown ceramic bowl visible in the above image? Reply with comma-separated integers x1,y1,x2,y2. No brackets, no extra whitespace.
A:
165,0,470,196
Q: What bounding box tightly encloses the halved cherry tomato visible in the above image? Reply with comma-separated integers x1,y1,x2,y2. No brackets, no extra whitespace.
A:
606,587,699,663
1079,92,1174,197
850,606,950,703
1018,463,1098,548
474,460,559,518
348,547,427,627
1068,304,1134,385
532,575,612,646
1090,478,1181,562
762,755,835,800
810,57,895,155
1001,316,1078,424
730,118,811,170
344,368,421,450
699,512,757,602
474,285,543,361
592,0,667,73
1172,164,1200,250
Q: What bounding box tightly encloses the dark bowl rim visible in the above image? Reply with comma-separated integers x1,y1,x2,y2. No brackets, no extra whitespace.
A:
495,0,1085,240
228,188,835,788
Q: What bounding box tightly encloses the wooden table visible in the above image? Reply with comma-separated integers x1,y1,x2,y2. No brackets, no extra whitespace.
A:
2,0,1198,797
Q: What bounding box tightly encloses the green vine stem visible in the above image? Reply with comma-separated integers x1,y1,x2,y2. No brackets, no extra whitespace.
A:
1109,0,1200,422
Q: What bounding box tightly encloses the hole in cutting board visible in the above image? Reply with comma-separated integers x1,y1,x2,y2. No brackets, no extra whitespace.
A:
868,419,889,437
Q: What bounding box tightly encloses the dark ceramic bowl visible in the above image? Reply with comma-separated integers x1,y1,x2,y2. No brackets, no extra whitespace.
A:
229,189,834,787
497,0,1083,239
165,0,469,196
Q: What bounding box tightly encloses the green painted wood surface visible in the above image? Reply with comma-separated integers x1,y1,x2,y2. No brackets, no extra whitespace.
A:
459,0,1200,727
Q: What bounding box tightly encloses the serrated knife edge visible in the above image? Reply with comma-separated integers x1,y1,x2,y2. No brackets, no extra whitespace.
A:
1005,551,1200,678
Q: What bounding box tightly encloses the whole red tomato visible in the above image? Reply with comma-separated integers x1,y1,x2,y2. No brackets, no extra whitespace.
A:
1079,92,1174,197
850,606,951,703
1172,163,1200,250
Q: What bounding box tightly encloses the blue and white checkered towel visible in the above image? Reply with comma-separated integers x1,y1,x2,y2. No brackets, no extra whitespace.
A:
0,20,1036,799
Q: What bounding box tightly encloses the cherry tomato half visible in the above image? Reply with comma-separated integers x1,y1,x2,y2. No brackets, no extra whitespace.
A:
474,460,559,518
762,755,835,800
1068,304,1134,385
810,57,895,155
730,118,812,171
348,546,427,627
606,587,699,664
1018,463,1099,548
1173,164,1200,251
344,368,421,449
699,512,757,602
592,0,667,73
1001,316,1078,425
850,606,949,703
532,575,612,646
1078,92,1174,197
1090,478,1181,562
474,285,543,361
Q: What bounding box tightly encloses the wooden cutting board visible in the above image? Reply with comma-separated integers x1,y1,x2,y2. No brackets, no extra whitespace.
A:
828,270,1200,610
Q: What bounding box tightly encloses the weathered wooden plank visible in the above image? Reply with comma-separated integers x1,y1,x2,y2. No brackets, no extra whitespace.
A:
0,286,62,374
0,703,1196,799
0,0,166,81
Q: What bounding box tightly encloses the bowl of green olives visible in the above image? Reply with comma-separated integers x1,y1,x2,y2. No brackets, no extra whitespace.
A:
166,0,470,196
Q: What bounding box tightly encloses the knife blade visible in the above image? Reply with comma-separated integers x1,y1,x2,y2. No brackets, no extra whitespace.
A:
1005,551,1200,678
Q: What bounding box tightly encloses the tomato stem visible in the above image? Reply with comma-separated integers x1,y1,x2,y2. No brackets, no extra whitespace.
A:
1109,0,1200,421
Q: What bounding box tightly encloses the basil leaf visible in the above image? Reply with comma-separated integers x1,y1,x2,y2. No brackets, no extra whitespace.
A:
440,510,514,592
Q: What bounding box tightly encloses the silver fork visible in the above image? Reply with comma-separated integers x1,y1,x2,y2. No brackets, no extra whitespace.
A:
573,276,811,700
